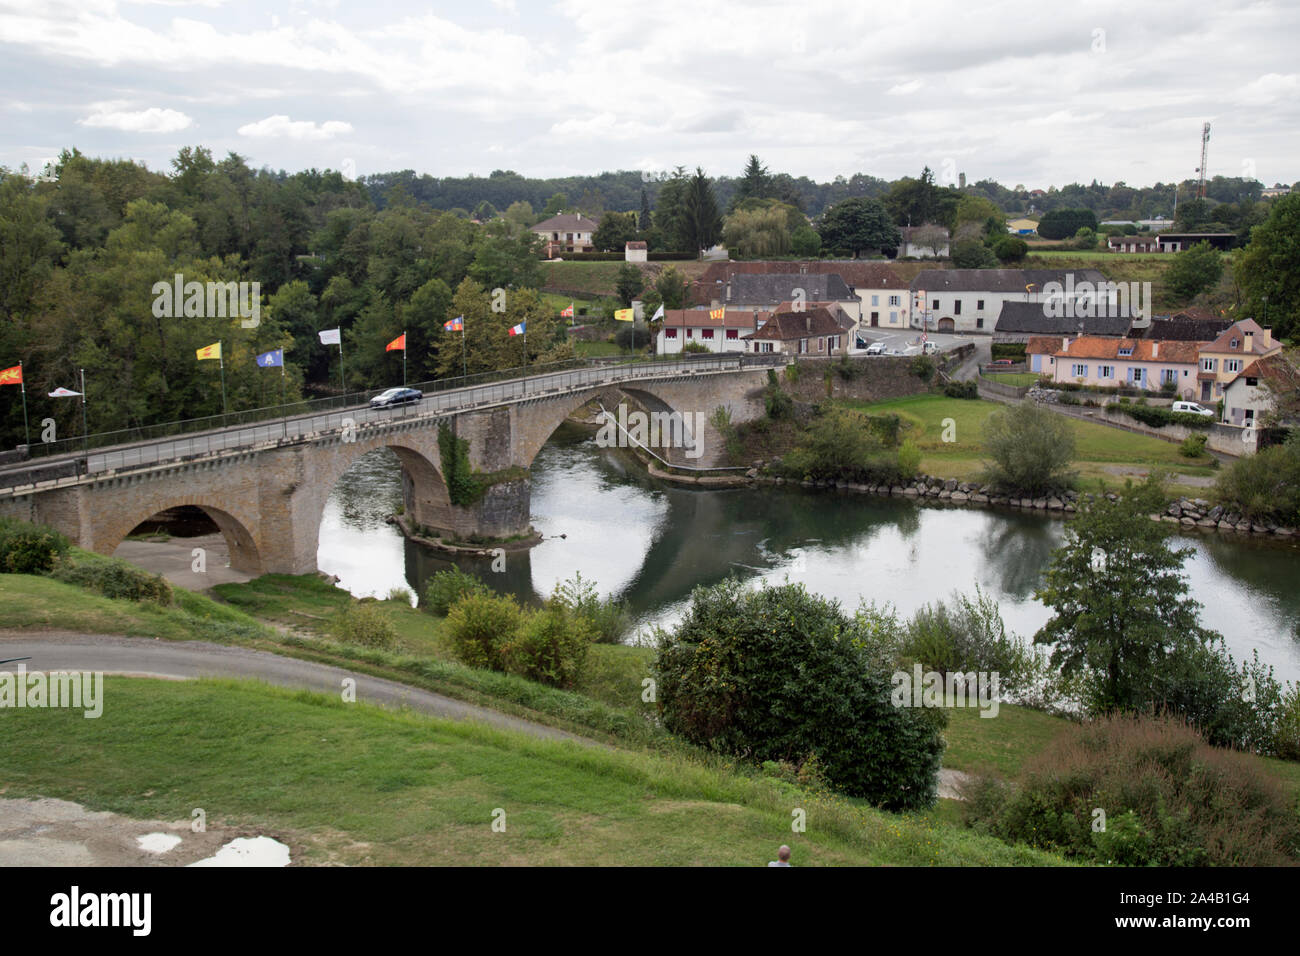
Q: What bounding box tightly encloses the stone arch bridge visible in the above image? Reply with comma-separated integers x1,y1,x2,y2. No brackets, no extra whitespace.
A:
0,357,780,575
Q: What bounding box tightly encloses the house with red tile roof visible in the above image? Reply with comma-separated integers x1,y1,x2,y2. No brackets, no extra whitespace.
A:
1048,336,1206,398
1194,319,1282,403
1221,351,1299,427
656,308,771,355
742,308,845,356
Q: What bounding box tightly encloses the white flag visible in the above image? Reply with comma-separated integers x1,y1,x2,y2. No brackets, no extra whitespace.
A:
48,387,82,398
652,304,665,322
318,328,341,345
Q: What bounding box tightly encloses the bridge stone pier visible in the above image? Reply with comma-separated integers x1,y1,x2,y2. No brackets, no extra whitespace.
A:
0,359,776,576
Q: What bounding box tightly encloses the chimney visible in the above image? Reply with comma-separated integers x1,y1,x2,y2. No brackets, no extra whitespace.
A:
1063,336,1070,351
805,314,811,332
1244,330,1254,352
1152,341,1158,359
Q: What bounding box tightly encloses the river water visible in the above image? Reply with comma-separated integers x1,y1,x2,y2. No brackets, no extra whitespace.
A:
317,423,1300,682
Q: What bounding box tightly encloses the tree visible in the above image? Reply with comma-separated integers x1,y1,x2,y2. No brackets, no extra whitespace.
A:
651,168,690,251
542,192,567,218
1165,241,1224,301
791,224,822,257
1235,192,1300,340
654,578,946,809
993,235,1028,262
592,211,638,252
1034,478,1223,714
981,400,1076,494
722,203,800,258
1038,208,1098,240
950,238,998,269
883,167,958,228
653,265,688,310
638,188,652,231
953,194,1003,235
730,154,771,209
681,167,723,255
818,197,901,258
615,262,644,306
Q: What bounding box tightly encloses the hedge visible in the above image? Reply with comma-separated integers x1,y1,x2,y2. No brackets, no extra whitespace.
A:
1107,402,1213,429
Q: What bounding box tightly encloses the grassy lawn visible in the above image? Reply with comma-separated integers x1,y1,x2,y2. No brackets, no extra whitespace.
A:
843,393,1216,491
574,340,623,357
986,372,1039,387
0,677,1064,866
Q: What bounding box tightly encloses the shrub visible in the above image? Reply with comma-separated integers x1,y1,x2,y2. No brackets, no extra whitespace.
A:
52,558,172,605
990,343,1027,361
943,380,979,399
503,604,592,688
1179,433,1208,457
332,601,398,649
614,324,648,351
909,355,936,382
444,591,522,669
681,340,711,354
901,588,1044,698
764,369,794,420
550,571,629,644
387,586,413,604
992,235,1028,262
423,566,491,615
981,400,1076,495
1108,402,1213,429
1213,434,1300,524
0,518,70,575
777,406,916,484
960,714,1300,865
654,579,946,809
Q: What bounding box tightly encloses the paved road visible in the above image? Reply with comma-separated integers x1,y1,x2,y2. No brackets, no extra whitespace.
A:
2,354,783,485
0,632,599,747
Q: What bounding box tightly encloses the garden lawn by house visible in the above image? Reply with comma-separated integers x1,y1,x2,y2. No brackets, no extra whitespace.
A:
985,372,1039,387
841,394,1217,493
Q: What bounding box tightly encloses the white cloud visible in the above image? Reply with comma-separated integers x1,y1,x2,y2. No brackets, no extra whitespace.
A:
79,104,193,132
887,80,923,96
237,114,352,140
1236,73,1300,105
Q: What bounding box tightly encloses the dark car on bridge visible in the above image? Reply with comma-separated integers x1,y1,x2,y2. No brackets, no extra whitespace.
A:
369,387,423,408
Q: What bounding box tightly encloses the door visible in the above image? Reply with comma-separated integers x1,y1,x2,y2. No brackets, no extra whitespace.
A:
937,317,955,332
1200,381,1211,402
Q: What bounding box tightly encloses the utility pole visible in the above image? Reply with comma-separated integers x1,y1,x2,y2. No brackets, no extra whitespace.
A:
1197,122,1211,199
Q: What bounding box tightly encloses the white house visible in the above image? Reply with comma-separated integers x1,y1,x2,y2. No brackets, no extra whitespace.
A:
656,308,769,355
1220,352,1295,427
911,268,1115,334
624,240,647,263
532,213,598,256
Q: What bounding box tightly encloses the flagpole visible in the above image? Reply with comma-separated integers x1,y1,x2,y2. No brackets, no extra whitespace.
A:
280,358,287,440
218,342,228,421
339,337,346,396
18,361,29,447
403,330,407,387
461,328,467,379
79,368,88,454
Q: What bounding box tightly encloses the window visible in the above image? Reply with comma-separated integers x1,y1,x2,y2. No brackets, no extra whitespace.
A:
725,329,738,340
889,311,897,324
889,295,900,307
932,299,941,310
1118,346,1133,356
1225,359,1242,373
702,329,715,339
1162,369,1178,384
954,300,962,314
871,295,879,306
763,342,773,353
1201,358,1218,372
686,328,694,338
818,337,825,352
1230,338,1238,349
976,317,984,329
1130,367,1145,384
1244,409,1255,423
1245,376,1258,386
1098,365,1114,379
1072,364,1088,377
977,299,985,310
665,328,678,338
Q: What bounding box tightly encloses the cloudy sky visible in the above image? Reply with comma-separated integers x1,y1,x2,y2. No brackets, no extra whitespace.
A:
2,0,1297,190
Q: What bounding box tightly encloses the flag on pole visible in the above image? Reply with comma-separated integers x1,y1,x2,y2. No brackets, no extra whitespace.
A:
614,308,635,322
196,342,222,361
708,307,725,320
560,303,574,318
386,333,406,352
651,304,665,322
318,328,341,345
0,365,21,386
48,387,82,398
256,349,284,368
508,321,526,337
444,316,464,332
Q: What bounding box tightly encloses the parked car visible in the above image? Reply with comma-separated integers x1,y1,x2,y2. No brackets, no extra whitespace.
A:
1171,400,1214,417
988,359,1016,368
370,387,423,408
865,342,887,355
922,341,940,355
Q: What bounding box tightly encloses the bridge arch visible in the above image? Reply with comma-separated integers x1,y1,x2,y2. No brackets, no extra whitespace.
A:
104,500,264,574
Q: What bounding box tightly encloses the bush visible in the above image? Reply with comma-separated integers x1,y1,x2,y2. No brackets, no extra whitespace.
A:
444,591,522,669
503,604,592,688
909,355,935,382
777,406,917,484
1180,433,1208,457
654,579,946,809
1213,434,1300,524
614,323,648,351
901,588,1044,698
0,518,70,575
960,714,1300,865
423,566,491,615
332,601,398,649
1107,402,1213,429
52,558,172,605
990,343,1027,361
681,341,711,354
943,380,979,399
550,571,629,644
992,235,1028,262
981,401,1076,495
764,369,794,420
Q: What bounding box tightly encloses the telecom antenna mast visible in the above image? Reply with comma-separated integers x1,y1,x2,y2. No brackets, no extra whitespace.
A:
1197,122,1211,199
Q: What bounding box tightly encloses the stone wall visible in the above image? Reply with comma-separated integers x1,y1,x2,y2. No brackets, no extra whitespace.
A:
781,357,932,404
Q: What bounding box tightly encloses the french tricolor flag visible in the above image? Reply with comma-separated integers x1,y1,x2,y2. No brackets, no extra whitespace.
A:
508,321,526,336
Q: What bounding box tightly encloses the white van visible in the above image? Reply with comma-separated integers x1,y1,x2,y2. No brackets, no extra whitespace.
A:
1171,400,1214,417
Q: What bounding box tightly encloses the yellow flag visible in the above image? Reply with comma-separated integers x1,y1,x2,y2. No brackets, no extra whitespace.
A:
614,308,635,322
709,307,725,320
196,342,222,361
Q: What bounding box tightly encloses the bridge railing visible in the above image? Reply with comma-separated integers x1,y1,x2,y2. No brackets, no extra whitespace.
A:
0,351,787,490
